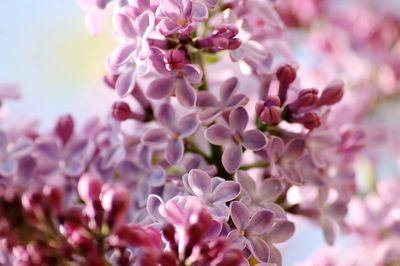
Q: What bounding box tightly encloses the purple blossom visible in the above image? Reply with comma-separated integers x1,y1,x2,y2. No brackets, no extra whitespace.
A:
0,130,33,177
156,0,208,36
147,48,202,107
236,171,286,219
107,10,154,97
183,169,240,220
205,106,267,173
142,103,198,164
196,77,249,124
228,201,275,263
263,136,305,185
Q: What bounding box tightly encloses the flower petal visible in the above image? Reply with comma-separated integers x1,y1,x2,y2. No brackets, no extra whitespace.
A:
212,181,240,203
246,210,274,235
205,124,231,145
187,169,212,198
148,166,166,187
281,138,305,162
175,78,196,107
196,91,218,107
267,221,295,243
229,106,248,134
236,171,256,198
147,77,175,100
142,128,168,146
157,102,177,131
182,65,202,84
241,129,266,151
247,236,270,263
113,13,136,39
178,113,198,137
220,77,238,101
222,143,242,173
147,194,164,221
192,1,208,21
165,138,184,164
230,201,250,230
115,70,136,97
136,10,154,37
260,178,283,201
108,43,136,68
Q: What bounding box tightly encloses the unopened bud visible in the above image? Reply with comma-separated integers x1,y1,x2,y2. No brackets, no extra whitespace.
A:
318,80,344,106
256,96,282,124
78,173,103,203
54,114,74,145
101,186,130,218
164,50,186,71
43,186,64,213
299,112,321,130
288,88,319,112
112,101,145,121
276,64,297,85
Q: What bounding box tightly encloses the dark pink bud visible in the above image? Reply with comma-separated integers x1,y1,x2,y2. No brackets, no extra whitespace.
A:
164,50,186,71
288,88,319,112
78,173,103,203
276,64,297,85
101,186,130,223
54,114,74,145
103,74,118,89
256,96,282,124
43,186,64,213
112,101,145,122
95,0,111,9
212,24,239,39
216,249,244,266
260,106,281,124
297,112,321,130
318,80,344,106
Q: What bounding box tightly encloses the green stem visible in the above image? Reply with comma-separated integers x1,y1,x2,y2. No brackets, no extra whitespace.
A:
240,161,269,170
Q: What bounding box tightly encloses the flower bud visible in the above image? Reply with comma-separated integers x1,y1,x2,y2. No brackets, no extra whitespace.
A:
288,88,319,112
54,114,74,146
164,50,186,71
112,101,145,122
43,186,64,213
256,96,282,124
276,64,297,85
298,112,321,130
78,173,103,203
318,80,344,106
101,186,130,226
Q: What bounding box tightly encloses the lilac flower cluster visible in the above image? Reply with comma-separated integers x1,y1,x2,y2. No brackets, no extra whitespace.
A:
3,0,398,265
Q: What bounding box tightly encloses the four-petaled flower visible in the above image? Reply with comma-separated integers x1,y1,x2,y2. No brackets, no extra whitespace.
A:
205,106,267,173
228,201,275,263
142,103,198,164
147,48,203,107
156,0,208,36
196,77,248,125
183,169,241,220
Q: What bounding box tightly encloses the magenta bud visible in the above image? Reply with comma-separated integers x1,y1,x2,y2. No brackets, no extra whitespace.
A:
299,112,321,130
288,88,319,112
54,114,74,145
112,101,145,122
318,80,344,106
101,186,130,216
276,64,297,85
164,50,186,71
112,101,133,121
103,74,118,89
95,0,111,9
78,173,103,203
43,186,64,213
256,96,282,124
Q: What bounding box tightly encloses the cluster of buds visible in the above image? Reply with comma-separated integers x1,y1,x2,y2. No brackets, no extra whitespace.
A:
257,65,344,130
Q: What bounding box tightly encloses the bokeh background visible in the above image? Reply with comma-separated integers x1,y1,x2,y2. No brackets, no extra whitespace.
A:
1,1,399,265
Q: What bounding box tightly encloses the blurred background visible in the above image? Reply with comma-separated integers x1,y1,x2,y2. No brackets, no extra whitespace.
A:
0,1,399,265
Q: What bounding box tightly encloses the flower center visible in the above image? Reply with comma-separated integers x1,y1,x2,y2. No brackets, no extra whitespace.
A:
240,229,246,237
177,17,187,27
233,134,241,143
172,132,180,140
